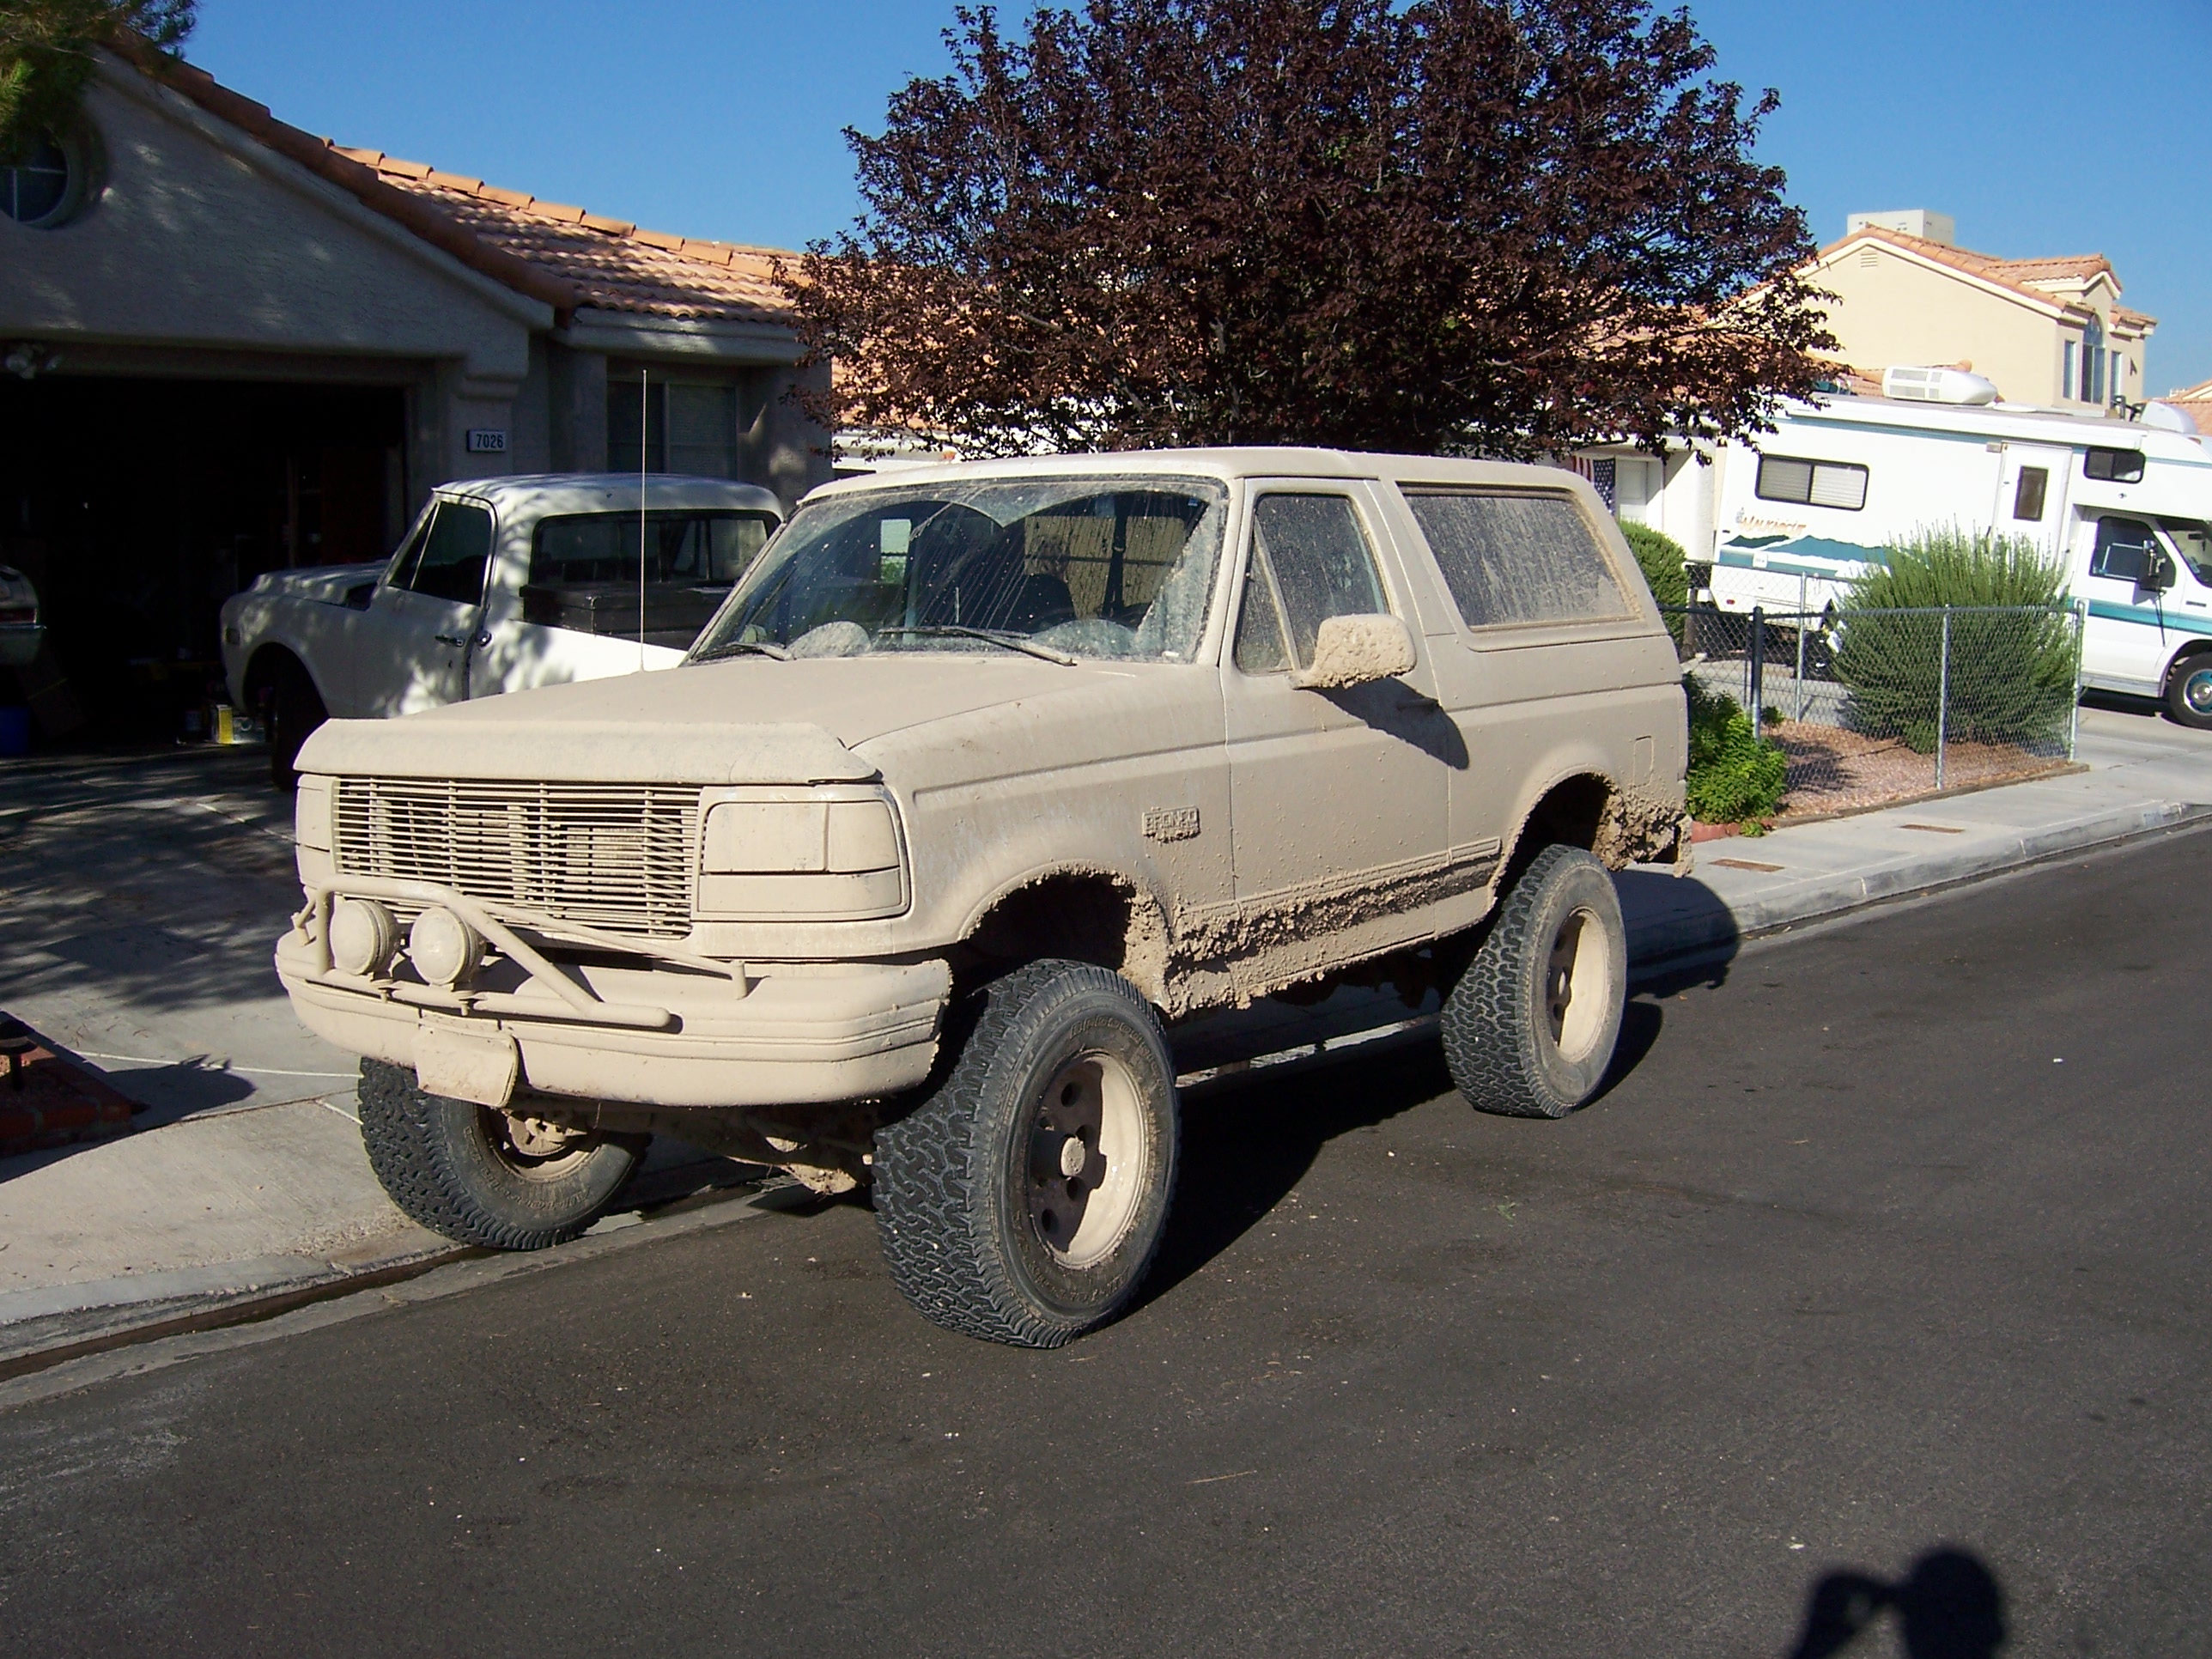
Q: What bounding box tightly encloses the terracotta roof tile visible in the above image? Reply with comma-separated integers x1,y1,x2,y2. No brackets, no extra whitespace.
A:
120,44,799,329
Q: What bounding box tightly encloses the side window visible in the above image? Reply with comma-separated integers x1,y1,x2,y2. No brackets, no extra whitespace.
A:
1233,548,1290,672
2084,447,2145,483
2088,517,2157,584
2011,468,2049,522
1236,494,1388,675
405,502,494,605
1754,454,1869,511
381,509,434,591
1401,489,1628,629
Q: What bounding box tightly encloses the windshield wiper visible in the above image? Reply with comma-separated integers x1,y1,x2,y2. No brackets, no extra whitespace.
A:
875,625,1079,666
694,638,791,663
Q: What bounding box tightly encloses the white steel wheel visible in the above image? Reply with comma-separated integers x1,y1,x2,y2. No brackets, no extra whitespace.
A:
874,960,1180,1348
1441,844,1628,1120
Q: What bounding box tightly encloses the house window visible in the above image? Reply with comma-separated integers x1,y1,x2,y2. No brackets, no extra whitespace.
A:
2062,342,2077,401
0,132,71,226
2012,468,2048,522
1754,454,1869,511
2109,350,2124,408
608,378,740,477
2082,316,2106,404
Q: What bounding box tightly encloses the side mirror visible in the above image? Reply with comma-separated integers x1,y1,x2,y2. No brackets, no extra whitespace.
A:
1289,612,1418,690
2145,550,2178,592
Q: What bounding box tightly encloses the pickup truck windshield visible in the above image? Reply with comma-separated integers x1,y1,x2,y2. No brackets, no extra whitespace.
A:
691,477,1226,665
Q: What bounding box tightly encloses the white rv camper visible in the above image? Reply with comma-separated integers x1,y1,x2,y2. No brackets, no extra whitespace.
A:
1683,377,2212,726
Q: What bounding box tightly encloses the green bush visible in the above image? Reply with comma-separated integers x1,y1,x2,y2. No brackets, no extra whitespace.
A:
1685,673,1787,823
1832,526,2078,755
1620,520,1689,611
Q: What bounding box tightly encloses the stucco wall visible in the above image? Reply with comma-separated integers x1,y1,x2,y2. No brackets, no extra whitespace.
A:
1814,249,2066,403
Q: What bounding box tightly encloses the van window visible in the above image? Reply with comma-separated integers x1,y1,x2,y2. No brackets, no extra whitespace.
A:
2083,447,2145,483
2160,520,2212,586
2011,468,2049,522
1755,454,1869,511
2088,517,2157,585
1402,489,1628,629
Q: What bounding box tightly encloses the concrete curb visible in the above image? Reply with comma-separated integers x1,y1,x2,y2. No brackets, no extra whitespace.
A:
1625,798,2209,970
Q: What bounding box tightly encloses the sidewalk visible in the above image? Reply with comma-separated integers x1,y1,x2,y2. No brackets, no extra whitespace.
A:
3,702,2208,1364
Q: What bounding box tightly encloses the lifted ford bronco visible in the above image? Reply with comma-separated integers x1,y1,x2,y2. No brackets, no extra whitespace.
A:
279,449,1688,1346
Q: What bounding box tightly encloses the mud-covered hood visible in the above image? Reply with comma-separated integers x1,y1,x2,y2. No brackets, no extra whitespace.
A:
295,653,1153,786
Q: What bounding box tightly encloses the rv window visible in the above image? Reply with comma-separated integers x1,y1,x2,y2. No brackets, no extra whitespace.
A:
2160,520,2212,586
2084,447,2145,483
2011,468,2049,523
2088,518,2157,585
1400,489,1630,629
1755,454,1869,512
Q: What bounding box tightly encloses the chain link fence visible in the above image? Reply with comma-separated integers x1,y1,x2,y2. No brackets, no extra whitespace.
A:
1663,601,2087,817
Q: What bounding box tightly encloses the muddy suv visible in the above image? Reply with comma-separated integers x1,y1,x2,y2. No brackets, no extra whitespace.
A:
278,449,1688,1346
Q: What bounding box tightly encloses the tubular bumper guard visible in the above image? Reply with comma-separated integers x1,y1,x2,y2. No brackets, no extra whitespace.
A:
276,876,951,1109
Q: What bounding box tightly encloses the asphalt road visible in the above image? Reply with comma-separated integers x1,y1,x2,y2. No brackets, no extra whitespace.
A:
3,830,2208,1658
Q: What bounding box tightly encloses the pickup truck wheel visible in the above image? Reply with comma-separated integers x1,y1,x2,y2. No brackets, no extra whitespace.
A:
356,1058,645,1249
266,663,327,789
873,960,1179,1348
1442,844,1626,1120
2166,654,2212,730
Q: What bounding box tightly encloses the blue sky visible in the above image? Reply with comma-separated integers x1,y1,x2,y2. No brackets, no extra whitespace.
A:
188,1,2212,392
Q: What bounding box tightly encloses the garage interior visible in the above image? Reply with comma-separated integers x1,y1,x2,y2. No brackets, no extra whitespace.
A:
0,374,406,741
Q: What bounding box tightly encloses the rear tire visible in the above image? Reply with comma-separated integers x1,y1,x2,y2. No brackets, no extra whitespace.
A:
1442,844,1627,1119
2165,653,2212,730
872,961,1179,1348
356,1059,645,1249
265,659,327,790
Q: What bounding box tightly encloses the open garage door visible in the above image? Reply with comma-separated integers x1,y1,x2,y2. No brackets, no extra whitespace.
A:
0,377,406,741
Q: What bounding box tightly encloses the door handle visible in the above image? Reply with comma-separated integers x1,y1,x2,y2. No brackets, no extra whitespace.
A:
433,632,468,647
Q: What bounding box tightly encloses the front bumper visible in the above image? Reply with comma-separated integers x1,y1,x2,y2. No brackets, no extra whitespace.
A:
275,877,951,1109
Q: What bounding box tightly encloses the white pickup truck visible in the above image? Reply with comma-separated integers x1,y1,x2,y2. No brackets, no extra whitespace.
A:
221,473,783,783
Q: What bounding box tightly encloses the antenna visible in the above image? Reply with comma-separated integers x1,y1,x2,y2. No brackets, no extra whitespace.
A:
638,369,648,672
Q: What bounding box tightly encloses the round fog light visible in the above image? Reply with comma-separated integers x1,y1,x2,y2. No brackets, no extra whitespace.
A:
408,906,483,988
328,898,399,978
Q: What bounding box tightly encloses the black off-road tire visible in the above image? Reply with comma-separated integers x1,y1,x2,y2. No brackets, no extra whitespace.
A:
265,659,327,790
2165,653,2212,730
356,1058,645,1250
1441,844,1628,1120
873,960,1179,1348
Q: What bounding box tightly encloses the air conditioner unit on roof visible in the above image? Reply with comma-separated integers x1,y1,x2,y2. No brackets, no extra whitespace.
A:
1884,366,2000,405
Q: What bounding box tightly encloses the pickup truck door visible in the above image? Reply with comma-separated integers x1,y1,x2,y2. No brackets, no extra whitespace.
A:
350,499,493,716
1218,484,1452,975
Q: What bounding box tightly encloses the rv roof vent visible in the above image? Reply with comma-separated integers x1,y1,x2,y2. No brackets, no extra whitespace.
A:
1884,365,1999,405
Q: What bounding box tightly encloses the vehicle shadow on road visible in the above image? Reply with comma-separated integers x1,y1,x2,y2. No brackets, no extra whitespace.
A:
1782,1546,2007,1659
1141,994,1668,1310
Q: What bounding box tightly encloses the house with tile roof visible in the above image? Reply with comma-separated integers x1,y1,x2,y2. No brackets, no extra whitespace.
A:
1802,210,2155,412
0,43,829,736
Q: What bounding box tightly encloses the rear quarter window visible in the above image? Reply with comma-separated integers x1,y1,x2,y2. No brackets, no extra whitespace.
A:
1401,489,1630,629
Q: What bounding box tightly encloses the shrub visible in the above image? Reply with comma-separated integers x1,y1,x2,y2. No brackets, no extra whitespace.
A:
1620,520,1689,611
1685,673,1787,823
1832,526,2078,755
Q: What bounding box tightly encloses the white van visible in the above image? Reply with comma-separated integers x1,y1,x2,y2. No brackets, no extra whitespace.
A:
1685,382,2212,726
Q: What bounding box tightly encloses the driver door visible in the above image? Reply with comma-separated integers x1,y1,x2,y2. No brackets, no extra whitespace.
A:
349,498,494,716
2077,514,2168,692
1219,485,1450,963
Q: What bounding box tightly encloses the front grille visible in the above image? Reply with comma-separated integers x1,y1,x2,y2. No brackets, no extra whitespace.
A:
332,778,700,938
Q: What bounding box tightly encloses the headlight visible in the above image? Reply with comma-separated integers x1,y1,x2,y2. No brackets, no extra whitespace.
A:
697,789,906,920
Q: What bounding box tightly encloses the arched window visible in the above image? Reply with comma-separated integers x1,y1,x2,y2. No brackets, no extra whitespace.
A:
0,133,72,226
2082,315,2106,404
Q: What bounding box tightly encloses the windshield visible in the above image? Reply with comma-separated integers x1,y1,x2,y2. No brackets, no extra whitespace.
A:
2160,519,2212,586
690,477,1228,664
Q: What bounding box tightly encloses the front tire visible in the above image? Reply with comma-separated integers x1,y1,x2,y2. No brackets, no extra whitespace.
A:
2166,653,2212,730
357,1059,645,1249
1442,844,1628,1119
873,961,1179,1348
264,659,327,790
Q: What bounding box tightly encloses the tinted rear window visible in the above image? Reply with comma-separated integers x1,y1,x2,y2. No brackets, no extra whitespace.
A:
1401,489,1629,629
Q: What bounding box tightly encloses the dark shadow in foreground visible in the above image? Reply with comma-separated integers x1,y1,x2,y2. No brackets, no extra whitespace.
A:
1785,1547,2007,1658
